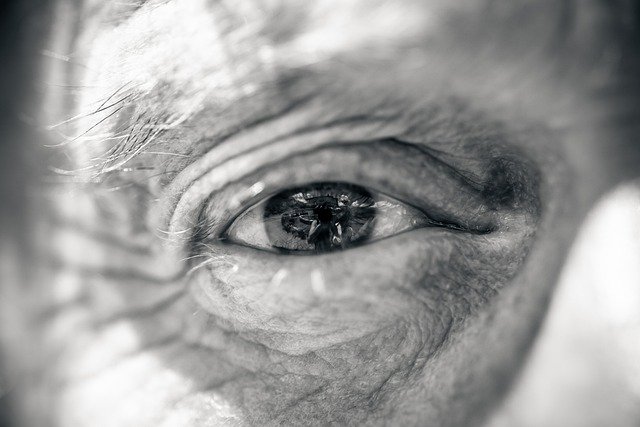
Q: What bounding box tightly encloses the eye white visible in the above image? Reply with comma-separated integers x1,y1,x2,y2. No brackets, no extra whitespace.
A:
224,185,432,253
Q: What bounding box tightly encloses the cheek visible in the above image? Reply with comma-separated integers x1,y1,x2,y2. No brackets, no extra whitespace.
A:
186,225,531,358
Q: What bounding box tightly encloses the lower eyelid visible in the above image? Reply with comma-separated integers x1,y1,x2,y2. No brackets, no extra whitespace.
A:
185,220,533,356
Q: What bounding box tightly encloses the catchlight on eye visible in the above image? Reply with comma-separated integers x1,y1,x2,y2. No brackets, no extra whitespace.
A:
222,182,434,254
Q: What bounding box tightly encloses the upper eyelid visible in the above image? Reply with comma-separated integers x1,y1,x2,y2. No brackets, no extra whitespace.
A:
386,138,486,191
204,141,490,231
192,140,520,253
156,110,505,218
158,130,536,252
156,118,403,241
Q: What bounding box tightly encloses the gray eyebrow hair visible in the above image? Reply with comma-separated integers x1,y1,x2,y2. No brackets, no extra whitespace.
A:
50,0,640,182
48,75,288,180
49,0,330,179
81,0,154,27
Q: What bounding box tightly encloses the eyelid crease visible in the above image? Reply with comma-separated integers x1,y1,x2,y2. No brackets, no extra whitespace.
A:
162,127,401,248
159,109,399,217
191,141,504,257
156,112,404,240
212,141,492,231
389,135,543,213
216,181,496,256
388,138,485,192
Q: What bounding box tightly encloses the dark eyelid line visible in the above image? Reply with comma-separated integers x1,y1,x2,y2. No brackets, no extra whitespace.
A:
212,140,492,228
386,137,542,213
215,180,495,256
225,223,493,257
192,140,502,250
388,138,485,192
163,131,400,245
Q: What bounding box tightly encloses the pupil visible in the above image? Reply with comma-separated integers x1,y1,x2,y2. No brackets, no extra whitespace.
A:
315,204,334,223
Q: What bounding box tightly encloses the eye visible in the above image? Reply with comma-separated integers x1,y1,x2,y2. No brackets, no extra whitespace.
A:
222,181,434,254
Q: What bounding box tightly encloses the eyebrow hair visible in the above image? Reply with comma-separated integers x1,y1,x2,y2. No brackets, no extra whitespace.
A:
53,0,640,184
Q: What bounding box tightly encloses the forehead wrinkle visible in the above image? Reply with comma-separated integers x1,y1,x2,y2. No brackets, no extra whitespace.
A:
77,0,435,107
68,0,602,171
71,0,437,163
74,0,582,117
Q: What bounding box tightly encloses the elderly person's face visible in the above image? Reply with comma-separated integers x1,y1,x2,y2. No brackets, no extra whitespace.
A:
12,0,639,426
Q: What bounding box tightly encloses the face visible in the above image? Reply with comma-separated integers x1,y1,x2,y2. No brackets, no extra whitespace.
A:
8,0,640,426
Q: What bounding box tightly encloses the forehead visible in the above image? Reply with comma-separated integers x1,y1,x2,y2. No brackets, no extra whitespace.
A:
80,0,568,65
53,0,634,184
72,0,573,118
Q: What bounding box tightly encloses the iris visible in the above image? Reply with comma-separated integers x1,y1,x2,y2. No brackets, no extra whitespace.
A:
265,183,376,253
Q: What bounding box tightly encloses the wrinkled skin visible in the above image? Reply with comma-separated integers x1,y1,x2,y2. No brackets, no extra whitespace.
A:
6,1,640,426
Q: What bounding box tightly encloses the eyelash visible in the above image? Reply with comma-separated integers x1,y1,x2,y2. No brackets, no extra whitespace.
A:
219,182,429,254
185,150,502,265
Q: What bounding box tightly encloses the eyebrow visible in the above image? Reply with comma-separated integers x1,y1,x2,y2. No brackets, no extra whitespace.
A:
62,0,577,181
64,0,438,156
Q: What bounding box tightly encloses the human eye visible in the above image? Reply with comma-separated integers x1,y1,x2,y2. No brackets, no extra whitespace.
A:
221,181,445,254
166,128,533,349
179,136,504,282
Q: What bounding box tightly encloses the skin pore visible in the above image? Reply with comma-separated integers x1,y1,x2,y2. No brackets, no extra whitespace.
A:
7,0,640,426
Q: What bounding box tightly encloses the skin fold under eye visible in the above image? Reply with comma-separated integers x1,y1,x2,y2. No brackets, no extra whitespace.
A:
169,136,539,367
223,181,435,254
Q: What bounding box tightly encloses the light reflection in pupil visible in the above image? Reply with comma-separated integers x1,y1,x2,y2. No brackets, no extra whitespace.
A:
264,183,376,253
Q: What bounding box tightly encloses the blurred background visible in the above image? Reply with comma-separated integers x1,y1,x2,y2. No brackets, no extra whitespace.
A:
0,1,52,424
